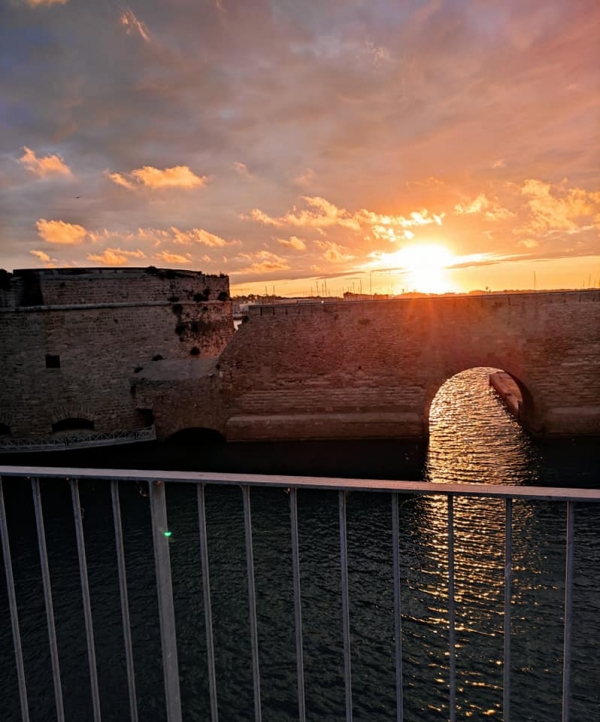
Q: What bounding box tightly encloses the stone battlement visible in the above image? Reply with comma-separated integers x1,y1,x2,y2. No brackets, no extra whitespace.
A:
247,289,600,317
0,266,229,309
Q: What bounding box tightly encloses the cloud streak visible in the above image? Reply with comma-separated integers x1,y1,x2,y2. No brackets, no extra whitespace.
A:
277,236,307,251
249,196,444,241
25,0,67,7
87,248,146,266
235,250,290,275
520,179,600,233
454,194,513,221
108,166,209,190
36,219,87,245
19,147,72,178
120,9,152,43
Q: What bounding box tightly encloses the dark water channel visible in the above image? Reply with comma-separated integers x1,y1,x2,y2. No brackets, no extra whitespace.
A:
1,368,599,720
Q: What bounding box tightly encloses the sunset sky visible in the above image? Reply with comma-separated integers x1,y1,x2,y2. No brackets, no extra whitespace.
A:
1,0,599,295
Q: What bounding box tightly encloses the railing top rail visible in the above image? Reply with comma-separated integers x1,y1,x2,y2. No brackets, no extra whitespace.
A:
0,465,599,502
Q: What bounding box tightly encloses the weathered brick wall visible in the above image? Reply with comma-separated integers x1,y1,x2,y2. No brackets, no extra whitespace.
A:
214,291,600,440
0,268,233,437
12,266,229,306
3,279,598,441
133,366,226,441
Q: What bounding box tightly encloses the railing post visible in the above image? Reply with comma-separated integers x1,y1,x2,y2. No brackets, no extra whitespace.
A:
448,495,456,722
0,477,30,722
242,485,262,722
503,498,512,722
197,484,219,722
31,477,65,722
110,480,138,722
339,490,352,722
289,488,306,722
562,502,575,722
149,480,182,722
391,492,404,722
70,479,102,722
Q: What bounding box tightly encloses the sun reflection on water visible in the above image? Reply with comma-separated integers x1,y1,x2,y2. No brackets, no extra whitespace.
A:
401,368,551,717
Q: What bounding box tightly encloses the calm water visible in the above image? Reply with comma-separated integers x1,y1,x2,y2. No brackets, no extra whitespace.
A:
1,368,599,721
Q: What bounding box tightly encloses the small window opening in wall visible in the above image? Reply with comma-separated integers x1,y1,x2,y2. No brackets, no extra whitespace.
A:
46,354,60,369
137,409,154,426
52,418,95,433
0,422,10,436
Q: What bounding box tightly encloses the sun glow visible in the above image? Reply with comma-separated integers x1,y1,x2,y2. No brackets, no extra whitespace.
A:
368,242,455,294
400,243,454,293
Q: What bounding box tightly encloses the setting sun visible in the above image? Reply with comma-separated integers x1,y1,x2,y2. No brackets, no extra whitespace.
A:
366,242,455,294
397,243,454,294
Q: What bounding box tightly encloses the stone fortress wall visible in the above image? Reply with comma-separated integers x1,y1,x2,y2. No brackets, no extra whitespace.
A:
212,290,600,441
1,268,598,443
0,267,234,438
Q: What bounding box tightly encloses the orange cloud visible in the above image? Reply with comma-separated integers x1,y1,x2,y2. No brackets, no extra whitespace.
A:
277,236,307,251
234,162,251,177
36,219,87,245
80,225,234,249
120,9,152,43
518,239,539,249
107,172,135,189
25,0,67,6
30,249,52,263
29,249,56,267
87,248,146,266
521,179,600,232
154,250,193,265
454,194,513,221
171,228,230,247
250,196,362,230
19,147,72,178
108,165,209,190
315,240,354,262
249,196,444,240
236,250,290,274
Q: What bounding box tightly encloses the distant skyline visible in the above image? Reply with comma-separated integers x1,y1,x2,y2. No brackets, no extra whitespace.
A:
1,0,599,295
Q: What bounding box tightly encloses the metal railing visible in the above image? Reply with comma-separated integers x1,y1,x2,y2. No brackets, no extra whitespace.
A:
0,426,156,453
0,465,599,722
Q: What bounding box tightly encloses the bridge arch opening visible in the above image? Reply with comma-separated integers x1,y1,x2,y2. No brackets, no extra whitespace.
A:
425,367,538,485
52,417,95,434
166,427,226,445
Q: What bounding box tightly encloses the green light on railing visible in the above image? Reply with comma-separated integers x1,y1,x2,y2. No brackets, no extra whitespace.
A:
163,530,172,538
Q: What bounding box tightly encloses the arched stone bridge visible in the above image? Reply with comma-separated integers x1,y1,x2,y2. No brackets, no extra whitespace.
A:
136,290,600,441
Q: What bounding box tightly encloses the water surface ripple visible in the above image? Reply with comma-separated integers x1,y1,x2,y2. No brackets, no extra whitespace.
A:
0,368,599,720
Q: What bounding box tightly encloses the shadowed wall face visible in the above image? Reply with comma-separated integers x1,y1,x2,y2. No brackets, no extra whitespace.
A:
0,268,233,437
214,292,600,441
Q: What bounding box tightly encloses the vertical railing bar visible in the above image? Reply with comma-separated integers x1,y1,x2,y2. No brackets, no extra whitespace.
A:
197,484,219,722
562,501,575,722
242,485,262,722
70,479,102,722
289,488,306,722
339,490,353,722
110,480,138,722
31,477,65,722
503,498,512,722
149,480,182,722
448,495,456,722
0,477,30,722
391,493,404,722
